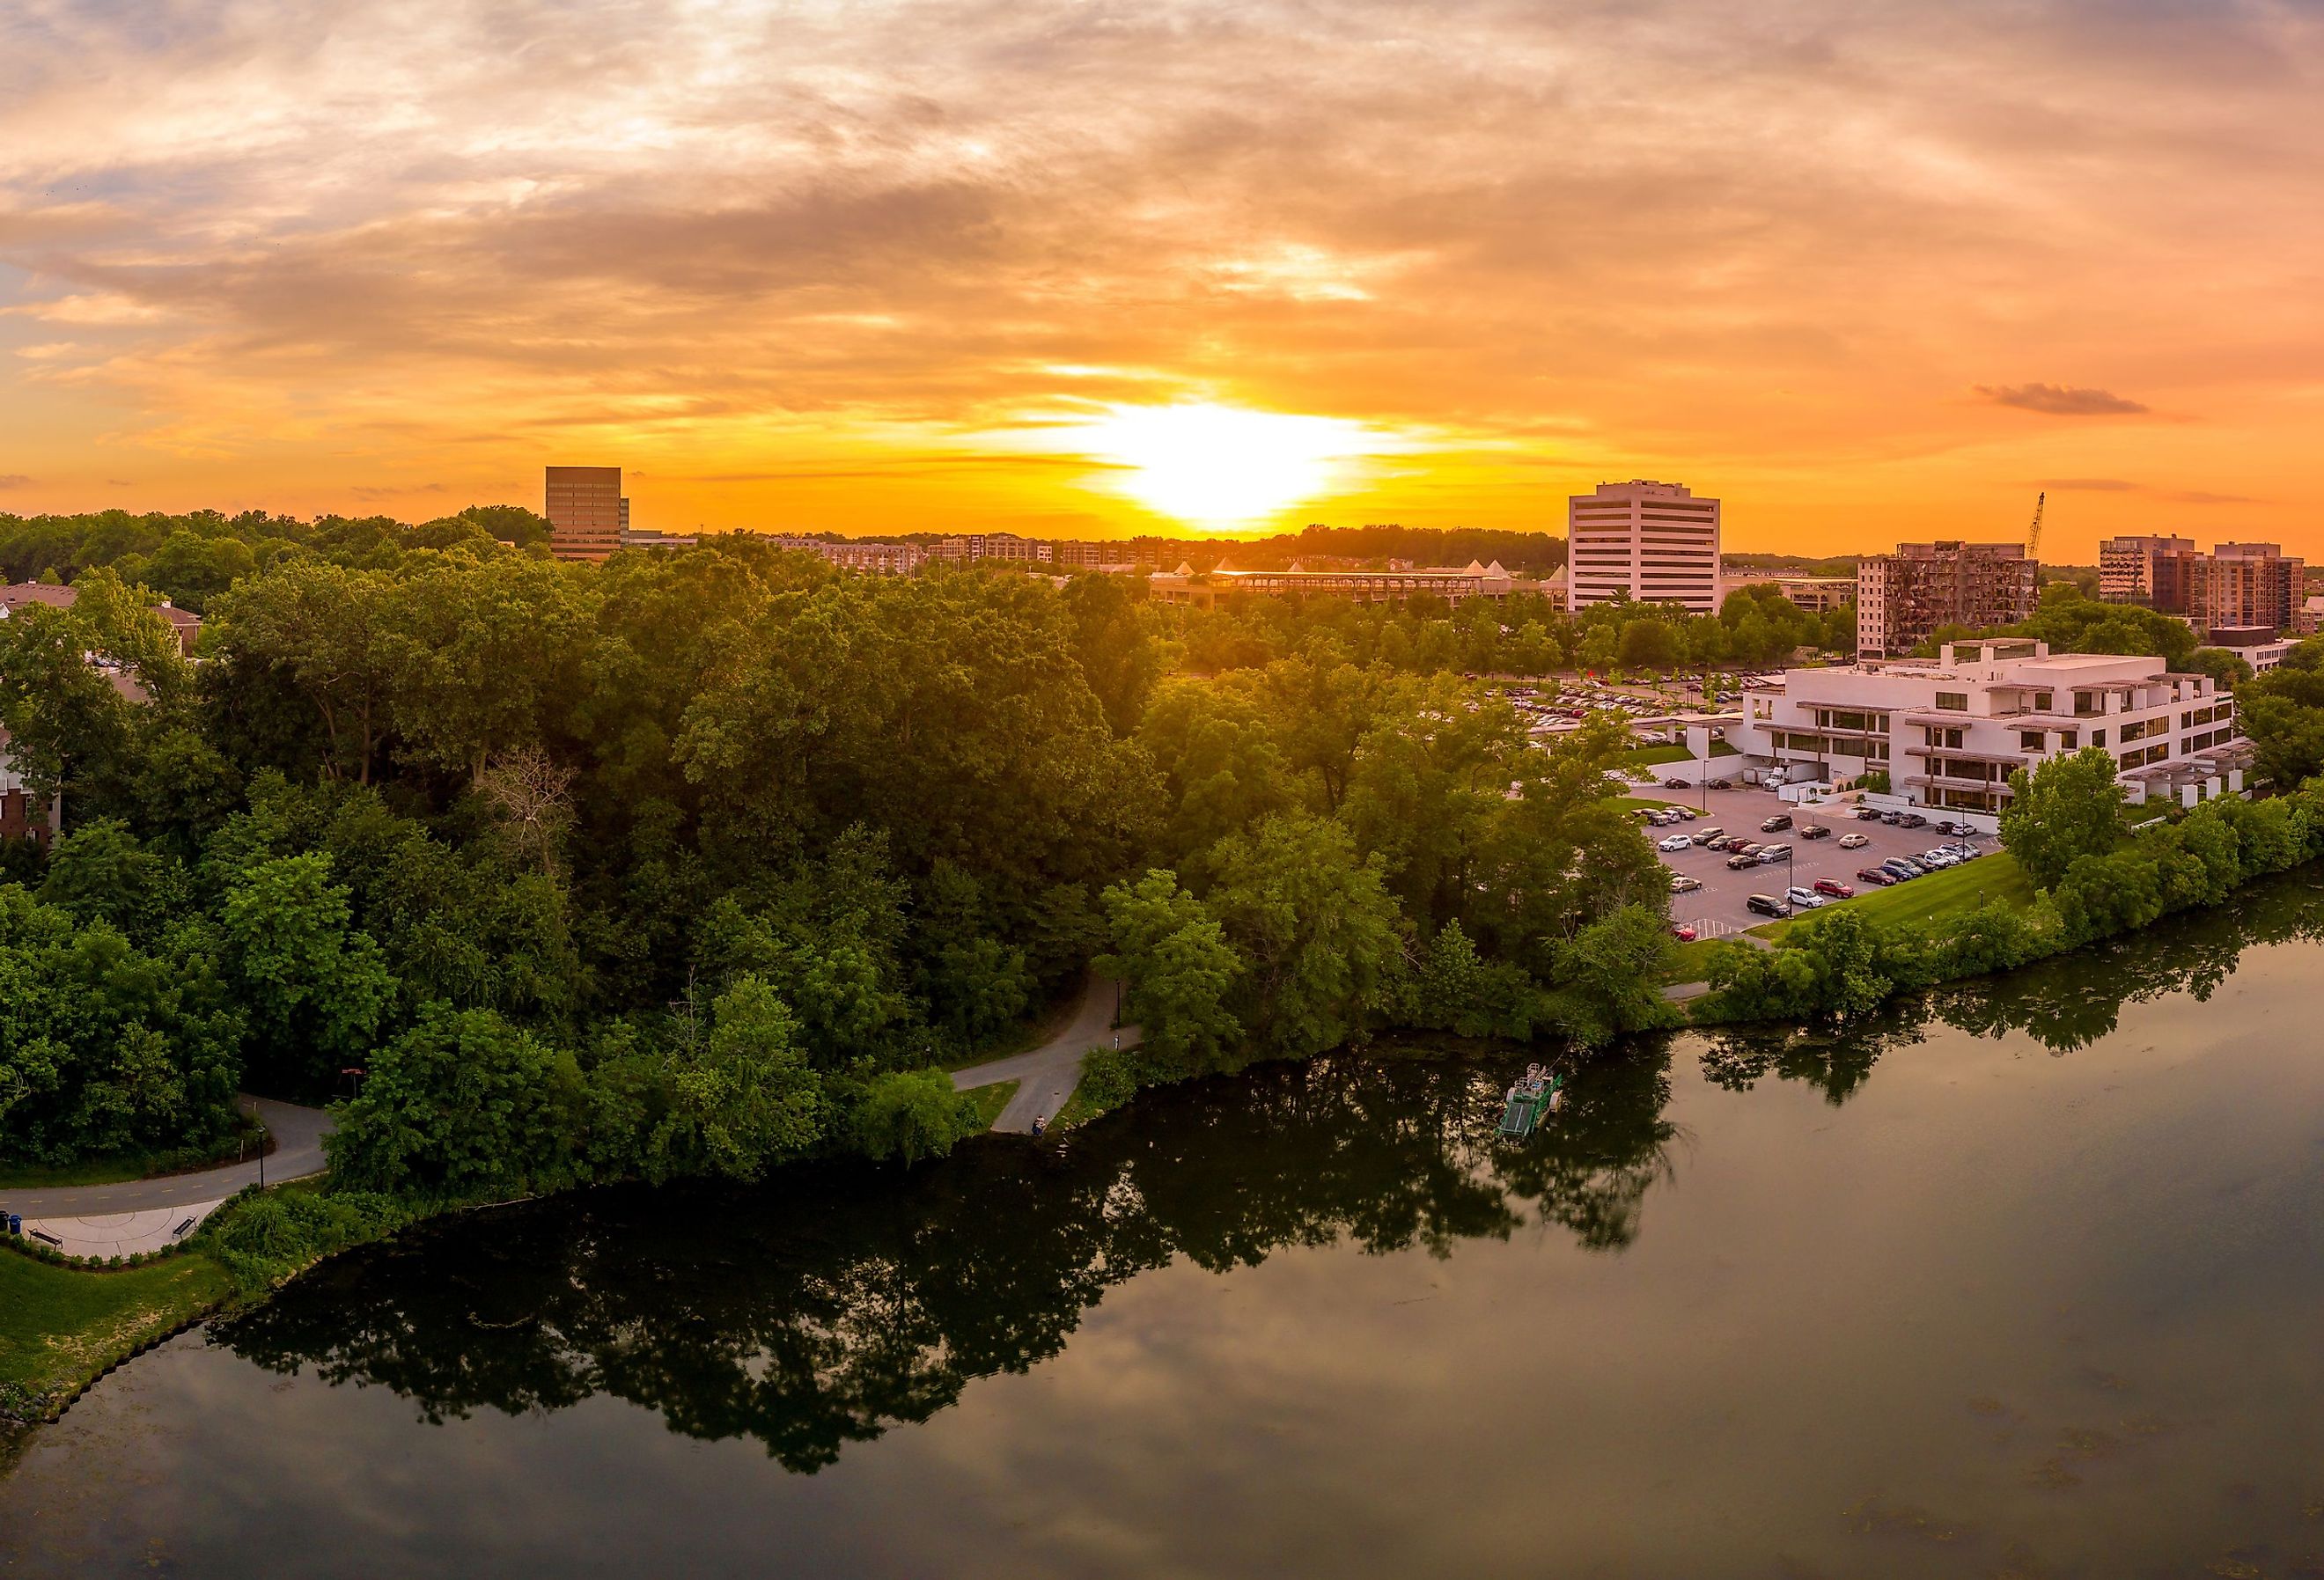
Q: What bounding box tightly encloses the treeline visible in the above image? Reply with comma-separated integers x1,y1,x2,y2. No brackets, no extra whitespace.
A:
1158,580,1851,676
0,532,1683,1193
1699,747,2324,1027
0,505,550,613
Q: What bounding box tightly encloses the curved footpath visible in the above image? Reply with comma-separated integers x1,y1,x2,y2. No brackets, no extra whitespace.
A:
4,1097,332,1260
953,974,1140,1134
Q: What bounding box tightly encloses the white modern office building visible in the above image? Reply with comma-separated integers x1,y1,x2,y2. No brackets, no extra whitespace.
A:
1566,481,1720,614
1728,640,2248,816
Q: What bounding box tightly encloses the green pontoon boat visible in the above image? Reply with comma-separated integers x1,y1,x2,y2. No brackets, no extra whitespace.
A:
1497,1063,1564,1139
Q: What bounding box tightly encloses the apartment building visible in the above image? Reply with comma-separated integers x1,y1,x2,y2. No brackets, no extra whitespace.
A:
1733,640,2247,817
2187,543,2304,637
2098,535,2196,606
1566,481,1720,614
545,467,624,562
929,532,1053,566
771,537,926,575
1854,542,2036,658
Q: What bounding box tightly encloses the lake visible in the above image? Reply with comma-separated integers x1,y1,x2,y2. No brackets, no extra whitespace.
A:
7,879,2324,1577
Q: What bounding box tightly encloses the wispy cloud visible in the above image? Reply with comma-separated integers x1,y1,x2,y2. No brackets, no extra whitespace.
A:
0,0,2320,545
0,474,33,489
2036,477,2140,491
1978,384,2150,416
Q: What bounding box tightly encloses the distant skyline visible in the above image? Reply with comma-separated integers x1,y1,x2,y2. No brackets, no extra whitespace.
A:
4,1,2321,561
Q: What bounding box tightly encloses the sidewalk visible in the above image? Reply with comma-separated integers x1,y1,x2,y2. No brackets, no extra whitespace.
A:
953,974,1141,1134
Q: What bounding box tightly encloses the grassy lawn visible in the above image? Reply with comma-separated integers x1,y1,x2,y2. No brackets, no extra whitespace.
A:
966,1080,1019,1129
1751,850,2038,940
1621,743,1692,767
0,1250,232,1419
1050,1077,1105,1133
1664,937,1754,985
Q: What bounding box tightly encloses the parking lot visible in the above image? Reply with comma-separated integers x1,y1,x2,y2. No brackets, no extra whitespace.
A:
1641,785,1997,934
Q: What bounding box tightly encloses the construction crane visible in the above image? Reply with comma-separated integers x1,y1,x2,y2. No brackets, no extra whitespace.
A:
2026,491,2046,559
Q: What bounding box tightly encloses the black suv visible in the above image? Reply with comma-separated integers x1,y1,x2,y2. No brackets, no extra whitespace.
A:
1746,893,1791,919
1761,813,1792,833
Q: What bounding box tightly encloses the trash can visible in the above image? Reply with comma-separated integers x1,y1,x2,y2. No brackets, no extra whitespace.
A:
5,1213,19,1237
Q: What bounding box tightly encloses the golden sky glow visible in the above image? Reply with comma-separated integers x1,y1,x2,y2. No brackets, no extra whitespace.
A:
4,0,2323,557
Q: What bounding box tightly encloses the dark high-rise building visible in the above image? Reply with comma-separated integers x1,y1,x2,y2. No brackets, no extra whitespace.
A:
546,467,622,562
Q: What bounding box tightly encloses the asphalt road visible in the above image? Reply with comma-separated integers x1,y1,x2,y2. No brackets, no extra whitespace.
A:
1648,785,1995,934
952,974,1142,1134
4,1097,333,1219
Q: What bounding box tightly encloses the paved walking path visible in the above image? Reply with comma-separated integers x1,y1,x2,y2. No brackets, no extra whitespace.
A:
4,1097,332,1222
953,974,1140,1135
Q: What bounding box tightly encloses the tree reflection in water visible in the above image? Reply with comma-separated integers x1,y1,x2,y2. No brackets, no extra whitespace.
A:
218,875,2324,1475
219,1048,1678,1473
1695,871,2324,1099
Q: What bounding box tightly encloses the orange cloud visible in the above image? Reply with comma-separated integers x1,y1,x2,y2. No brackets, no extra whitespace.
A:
1,0,2320,558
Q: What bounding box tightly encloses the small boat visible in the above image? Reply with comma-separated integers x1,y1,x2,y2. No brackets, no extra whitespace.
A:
1497,1063,1565,1139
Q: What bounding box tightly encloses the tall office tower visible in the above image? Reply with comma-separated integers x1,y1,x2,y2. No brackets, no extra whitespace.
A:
619,497,631,539
546,467,623,561
1565,480,1720,614
1854,541,2037,658
2098,535,2197,607
2188,542,2304,637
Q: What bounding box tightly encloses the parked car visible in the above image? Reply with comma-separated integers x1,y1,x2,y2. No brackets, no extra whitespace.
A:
1708,778,1733,790
1886,857,1929,878
1745,893,1791,919
1690,827,1725,845
1735,841,1763,856
1670,923,1698,942
1784,885,1826,909
1658,834,1693,852
1669,874,1703,893
1838,832,1870,849
1725,851,1762,871
1756,843,1792,863
1899,812,1929,829
1761,813,1792,833
1813,878,1855,899
1673,806,1699,820
1854,806,1883,820
1800,823,1833,841
1857,867,1897,886
1664,777,1688,789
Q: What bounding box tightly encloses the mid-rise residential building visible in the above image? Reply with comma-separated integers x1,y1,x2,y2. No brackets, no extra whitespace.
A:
1854,542,2036,658
546,467,624,561
2187,543,2303,637
2098,535,2198,606
1732,639,2246,818
1050,540,1142,571
2099,537,2305,637
1566,481,1720,614
929,532,1053,566
772,537,926,575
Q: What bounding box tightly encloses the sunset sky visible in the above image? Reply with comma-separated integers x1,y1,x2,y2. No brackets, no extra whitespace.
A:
3,0,2321,559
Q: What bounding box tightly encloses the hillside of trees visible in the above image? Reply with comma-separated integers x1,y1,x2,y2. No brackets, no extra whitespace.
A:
0,520,1696,1198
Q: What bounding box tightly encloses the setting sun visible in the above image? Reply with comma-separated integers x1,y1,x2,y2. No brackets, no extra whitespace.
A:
1060,403,1388,531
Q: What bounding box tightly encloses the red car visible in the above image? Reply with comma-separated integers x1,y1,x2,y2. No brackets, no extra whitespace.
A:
1670,924,1698,942
1855,867,1896,887
1813,878,1854,899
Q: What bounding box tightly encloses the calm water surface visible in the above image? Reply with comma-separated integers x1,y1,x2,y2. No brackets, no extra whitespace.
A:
8,884,2324,1577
